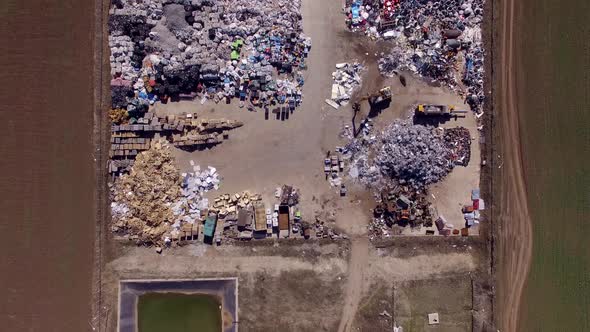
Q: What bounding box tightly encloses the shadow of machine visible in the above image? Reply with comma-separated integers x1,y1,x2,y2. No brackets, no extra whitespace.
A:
412,104,468,126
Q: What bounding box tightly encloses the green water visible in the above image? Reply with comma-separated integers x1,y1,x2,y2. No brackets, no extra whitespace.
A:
138,293,222,332
515,0,590,331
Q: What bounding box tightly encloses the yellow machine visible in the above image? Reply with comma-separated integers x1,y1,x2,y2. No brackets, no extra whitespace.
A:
416,104,467,117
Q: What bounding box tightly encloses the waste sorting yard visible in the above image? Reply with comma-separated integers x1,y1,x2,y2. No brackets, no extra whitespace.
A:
99,0,493,331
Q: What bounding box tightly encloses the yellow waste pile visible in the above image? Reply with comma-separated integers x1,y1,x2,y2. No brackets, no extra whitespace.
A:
111,140,182,244
211,191,262,219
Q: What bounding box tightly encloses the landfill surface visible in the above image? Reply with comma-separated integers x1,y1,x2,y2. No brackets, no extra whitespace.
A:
109,0,311,112
345,0,485,113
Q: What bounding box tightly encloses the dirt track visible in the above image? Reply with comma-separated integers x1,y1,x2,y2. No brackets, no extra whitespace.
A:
495,0,534,330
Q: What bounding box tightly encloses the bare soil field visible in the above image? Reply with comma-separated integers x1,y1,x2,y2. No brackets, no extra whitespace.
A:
493,0,534,330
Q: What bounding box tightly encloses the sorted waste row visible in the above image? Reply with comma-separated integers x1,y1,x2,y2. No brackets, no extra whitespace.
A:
109,111,242,175
109,0,311,114
345,0,485,114
110,141,343,246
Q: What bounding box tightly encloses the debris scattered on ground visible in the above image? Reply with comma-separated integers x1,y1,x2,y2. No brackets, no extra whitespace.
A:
109,0,311,112
345,0,485,113
330,62,364,107
443,127,471,166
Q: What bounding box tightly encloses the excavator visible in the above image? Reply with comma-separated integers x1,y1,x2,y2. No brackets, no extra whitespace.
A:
352,86,392,137
415,104,468,118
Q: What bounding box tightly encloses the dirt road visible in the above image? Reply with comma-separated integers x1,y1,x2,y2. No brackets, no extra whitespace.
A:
337,237,369,332
495,0,534,330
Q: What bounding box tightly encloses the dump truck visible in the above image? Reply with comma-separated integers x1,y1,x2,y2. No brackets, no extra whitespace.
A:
278,205,290,238
415,104,468,117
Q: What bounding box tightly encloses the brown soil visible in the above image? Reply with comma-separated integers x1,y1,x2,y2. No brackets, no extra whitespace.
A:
493,0,534,330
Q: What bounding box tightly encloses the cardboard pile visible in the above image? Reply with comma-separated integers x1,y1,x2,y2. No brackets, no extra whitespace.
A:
110,140,181,245
109,112,242,175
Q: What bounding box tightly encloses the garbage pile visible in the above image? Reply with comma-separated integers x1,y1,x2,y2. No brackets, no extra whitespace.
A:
329,62,364,107
375,120,453,188
443,127,471,166
345,0,485,113
369,185,435,238
110,140,182,245
344,120,455,190
109,0,311,112
211,191,263,220
169,163,221,230
278,184,300,206
110,140,226,245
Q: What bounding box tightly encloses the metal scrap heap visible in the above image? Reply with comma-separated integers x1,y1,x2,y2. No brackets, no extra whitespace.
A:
443,127,471,166
376,120,453,188
345,0,485,113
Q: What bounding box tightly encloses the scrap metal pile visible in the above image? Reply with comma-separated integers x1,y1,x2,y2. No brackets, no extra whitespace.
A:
345,0,485,113
443,127,471,166
345,120,473,190
109,112,242,175
375,121,453,188
327,62,364,109
369,185,435,238
109,0,311,111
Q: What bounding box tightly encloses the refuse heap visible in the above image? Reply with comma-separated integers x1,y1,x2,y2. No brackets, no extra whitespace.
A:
111,140,224,245
369,185,435,238
443,127,471,166
345,120,454,190
110,140,182,245
375,120,453,188
329,62,364,107
211,191,262,220
278,184,300,206
169,162,221,227
345,0,485,113
109,0,311,112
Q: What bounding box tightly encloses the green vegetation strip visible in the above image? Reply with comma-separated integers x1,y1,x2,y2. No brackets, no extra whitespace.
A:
138,293,221,332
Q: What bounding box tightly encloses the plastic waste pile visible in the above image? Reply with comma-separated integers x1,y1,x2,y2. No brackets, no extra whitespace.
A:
345,0,485,113
108,0,311,111
330,62,364,106
169,162,221,229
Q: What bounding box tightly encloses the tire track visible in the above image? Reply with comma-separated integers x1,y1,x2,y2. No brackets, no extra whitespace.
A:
496,0,534,330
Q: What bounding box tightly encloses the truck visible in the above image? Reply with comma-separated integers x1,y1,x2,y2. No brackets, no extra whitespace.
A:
278,204,290,238
415,104,468,117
